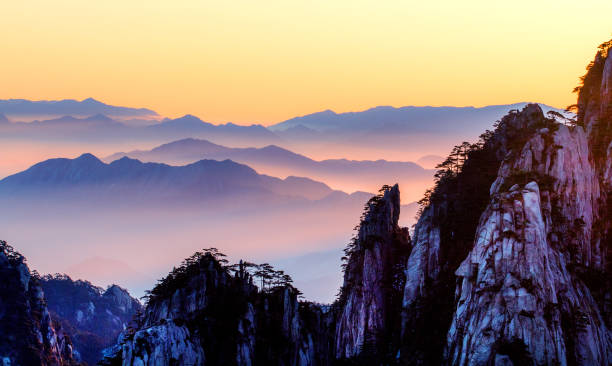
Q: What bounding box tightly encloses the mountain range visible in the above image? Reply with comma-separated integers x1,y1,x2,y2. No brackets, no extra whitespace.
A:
0,37,611,366
0,98,158,122
0,113,281,147
0,101,570,162
0,154,376,302
269,103,569,133
0,153,339,202
98,91,612,365
105,138,434,202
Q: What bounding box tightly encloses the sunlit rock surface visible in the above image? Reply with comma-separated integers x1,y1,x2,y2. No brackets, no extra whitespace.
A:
441,44,612,365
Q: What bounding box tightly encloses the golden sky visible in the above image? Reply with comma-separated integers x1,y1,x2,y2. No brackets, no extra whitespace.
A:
1,0,611,125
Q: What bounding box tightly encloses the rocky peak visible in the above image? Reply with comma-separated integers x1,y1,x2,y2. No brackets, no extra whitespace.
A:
101,250,334,366
360,184,401,238
399,98,612,365
334,184,410,361
447,176,610,365
441,75,612,362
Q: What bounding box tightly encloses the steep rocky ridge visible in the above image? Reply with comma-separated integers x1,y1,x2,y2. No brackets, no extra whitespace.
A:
401,96,612,364
399,105,542,364
100,251,334,366
401,39,612,365
0,241,79,365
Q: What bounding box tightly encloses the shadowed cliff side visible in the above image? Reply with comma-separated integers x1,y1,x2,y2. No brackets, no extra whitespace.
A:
100,250,334,366
0,241,79,365
334,184,411,362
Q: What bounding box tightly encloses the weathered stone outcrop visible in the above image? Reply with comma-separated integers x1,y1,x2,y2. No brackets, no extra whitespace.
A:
446,180,609,365
110,320,205,365
398,106,546,364
101,253,333,366
442,61,612,364
0,241,79,366
334,184,411,360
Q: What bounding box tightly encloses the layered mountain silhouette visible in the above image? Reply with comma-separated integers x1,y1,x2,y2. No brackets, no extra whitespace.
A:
269,103,568,135
0,101,570,164
0,153,348,202
0,113,281,146
269,103,572,162
0,98,157,122
105,138,433,201
0,154,373,302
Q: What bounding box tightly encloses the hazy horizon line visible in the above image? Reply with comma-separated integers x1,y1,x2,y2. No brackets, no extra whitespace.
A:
0,98,566,127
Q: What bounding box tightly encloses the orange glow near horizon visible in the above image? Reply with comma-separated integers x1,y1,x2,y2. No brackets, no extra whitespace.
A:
0,1,611,125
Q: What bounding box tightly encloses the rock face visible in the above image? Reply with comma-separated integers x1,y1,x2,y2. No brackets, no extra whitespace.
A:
399,106,534,364
0,241,78,366
334,184,410,360
40,275,142,365
440,41,612,366
101,253,333,366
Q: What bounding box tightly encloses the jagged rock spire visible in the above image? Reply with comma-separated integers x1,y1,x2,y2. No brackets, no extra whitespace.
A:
335,184,410,360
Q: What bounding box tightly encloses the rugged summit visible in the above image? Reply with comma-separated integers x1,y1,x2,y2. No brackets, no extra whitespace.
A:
335,184,410,360
98,186,408,366
100,251,334,366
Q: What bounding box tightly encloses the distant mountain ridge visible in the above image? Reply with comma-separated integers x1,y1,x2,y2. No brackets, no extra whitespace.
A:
146,114,279,144
0,100,572,170
0,152,376,303
0,98,158,121
105,138,434,201
0,153,340,202
269,103,569,133
0,112,282,147
266,102,573,164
